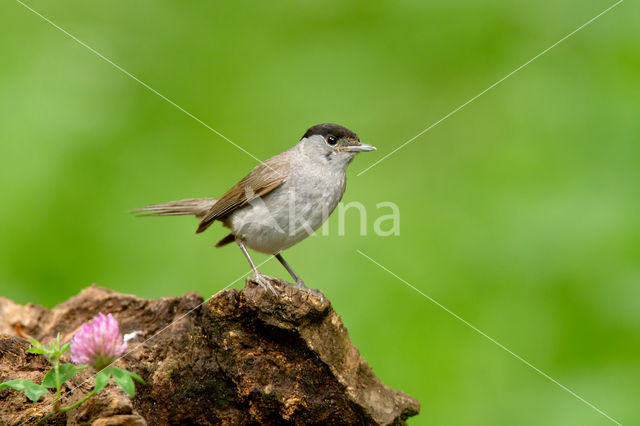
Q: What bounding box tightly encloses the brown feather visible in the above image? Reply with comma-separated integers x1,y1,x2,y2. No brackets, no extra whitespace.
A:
215,233,236,247
132,198,217,219
196,157,289,233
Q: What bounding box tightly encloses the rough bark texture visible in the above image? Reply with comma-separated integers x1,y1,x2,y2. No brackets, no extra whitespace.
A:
0,279,420,425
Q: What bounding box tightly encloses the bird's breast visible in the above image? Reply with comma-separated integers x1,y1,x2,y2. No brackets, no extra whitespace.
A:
228,168,346,254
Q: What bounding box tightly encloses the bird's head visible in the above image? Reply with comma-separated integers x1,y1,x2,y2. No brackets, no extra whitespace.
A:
298,123,376,170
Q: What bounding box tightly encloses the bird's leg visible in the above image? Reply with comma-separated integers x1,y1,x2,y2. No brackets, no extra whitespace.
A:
275,252,303,283
275,253,324,301
236,240,277,296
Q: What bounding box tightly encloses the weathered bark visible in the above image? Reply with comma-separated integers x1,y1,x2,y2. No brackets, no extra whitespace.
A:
0,279,419,425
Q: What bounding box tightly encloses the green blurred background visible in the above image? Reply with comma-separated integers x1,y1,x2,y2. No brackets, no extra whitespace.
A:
1,0,638,424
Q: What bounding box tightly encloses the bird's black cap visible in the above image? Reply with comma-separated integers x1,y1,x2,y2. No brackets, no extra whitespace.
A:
302,123,359,141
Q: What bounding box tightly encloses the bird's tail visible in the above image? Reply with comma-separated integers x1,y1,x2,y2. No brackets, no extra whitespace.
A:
131,198,217,219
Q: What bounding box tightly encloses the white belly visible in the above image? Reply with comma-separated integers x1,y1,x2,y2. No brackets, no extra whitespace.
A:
229,172,346,254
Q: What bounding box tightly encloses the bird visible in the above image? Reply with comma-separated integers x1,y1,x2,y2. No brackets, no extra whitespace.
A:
133,123,376,298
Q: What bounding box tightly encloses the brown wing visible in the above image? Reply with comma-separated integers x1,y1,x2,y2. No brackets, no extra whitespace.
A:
195,156,289,233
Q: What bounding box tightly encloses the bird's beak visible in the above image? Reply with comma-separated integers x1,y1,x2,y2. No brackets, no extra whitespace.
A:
343,143,376,152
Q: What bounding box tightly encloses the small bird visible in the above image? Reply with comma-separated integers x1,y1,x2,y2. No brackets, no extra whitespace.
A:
134,123,375,297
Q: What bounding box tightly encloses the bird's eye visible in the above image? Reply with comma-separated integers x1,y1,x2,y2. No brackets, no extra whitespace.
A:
327,135,337,145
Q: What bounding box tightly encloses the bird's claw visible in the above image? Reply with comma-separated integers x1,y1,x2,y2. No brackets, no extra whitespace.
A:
292,280,324,302
251,274,278,296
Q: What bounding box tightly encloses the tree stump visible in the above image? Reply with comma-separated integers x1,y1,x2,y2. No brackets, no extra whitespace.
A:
0,279,420,425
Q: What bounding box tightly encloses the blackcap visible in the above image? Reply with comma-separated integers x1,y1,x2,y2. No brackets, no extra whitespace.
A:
134,123,376,298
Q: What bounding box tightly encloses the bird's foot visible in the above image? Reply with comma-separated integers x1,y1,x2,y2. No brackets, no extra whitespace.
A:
292,279,324,302
250,273,278,297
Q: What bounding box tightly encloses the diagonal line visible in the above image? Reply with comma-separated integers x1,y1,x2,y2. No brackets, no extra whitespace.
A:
24,256,273,425
356,249,622,425
13,0,266,167
357,0,624,176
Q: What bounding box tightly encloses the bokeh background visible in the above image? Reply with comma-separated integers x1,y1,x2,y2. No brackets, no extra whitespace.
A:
1,0,638,424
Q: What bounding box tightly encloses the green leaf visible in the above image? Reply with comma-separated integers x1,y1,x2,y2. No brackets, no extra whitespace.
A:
58,364,81,384
94,368,112,394
126,371,146,385
26,338,44,355
41,364,82,388
0,379,29,391
24,382,49,402
111,367,135,397
60,342,70,354
0,379,49,402
28,338,43,350
41,369,56,389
